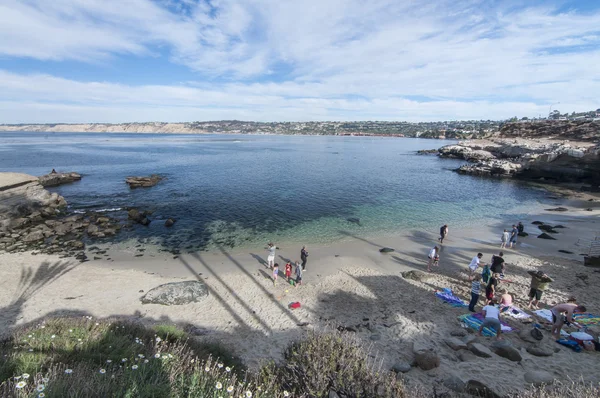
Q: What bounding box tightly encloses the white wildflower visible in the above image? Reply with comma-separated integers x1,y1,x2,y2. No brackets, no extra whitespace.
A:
16,381,26,389
216,382,223,390
132,365,138,370
37,384,45,392
65,369,73,374
154,353,160,358
227,386,234,393
22,373,30,379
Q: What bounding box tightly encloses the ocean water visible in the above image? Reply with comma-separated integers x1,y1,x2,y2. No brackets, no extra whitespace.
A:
0,132,549,251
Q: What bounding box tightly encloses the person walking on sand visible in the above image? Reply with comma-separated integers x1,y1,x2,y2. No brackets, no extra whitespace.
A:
527,270,553,309
550,303,586,339
294,261,303,287
478,299,503,340
439,224,449,244
490,252,505,278
508,225,518,248
468,253,483,275
272,263,279,286
500,229,510,249
468,274,482,312
301,245,309,271
266,242,277,268
427,246,439,272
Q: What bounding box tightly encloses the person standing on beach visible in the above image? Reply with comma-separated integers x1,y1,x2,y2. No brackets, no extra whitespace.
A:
468,274,482,312
517,222,524,235
500,229,510,249
509,225,518,248
285,262,293,283
439,225,448,244
266,242,277,268
272,263,279,286
478,299,503,340
550,303,586,339
294,261,303,287
490,252,505,277
427,246,439,272
527,270,553,309
468,253,483,275
301,245,309,271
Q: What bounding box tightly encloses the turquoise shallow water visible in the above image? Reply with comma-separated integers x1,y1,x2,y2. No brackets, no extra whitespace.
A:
0,132,549,251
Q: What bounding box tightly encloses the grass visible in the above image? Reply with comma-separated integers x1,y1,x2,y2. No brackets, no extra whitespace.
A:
0,317,598,397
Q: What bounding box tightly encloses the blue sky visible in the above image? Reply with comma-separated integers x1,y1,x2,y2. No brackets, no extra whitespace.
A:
0,0,599,123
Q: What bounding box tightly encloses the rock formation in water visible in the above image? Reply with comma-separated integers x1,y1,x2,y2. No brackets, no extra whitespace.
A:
437,120,600,187
126,175,163,188
38,171,82,187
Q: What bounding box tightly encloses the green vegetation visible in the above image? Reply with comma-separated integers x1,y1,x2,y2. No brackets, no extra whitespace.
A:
0,317,598,397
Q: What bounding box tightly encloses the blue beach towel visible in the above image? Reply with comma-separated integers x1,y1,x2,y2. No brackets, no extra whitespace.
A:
435,288,468,307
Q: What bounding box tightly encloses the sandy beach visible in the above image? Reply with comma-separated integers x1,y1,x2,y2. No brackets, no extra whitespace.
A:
1,196,599,395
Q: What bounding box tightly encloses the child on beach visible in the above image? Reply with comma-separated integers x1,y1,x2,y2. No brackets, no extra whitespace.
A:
500,229,510,249
427,246,439,272
285,262,293,282
294,261,303,287
272,263,279,286
468,274,482,312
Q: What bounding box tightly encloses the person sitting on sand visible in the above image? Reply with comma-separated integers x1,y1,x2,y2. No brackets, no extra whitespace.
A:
294,261,303,287
500,290,513,311
550,303,586,339
272,263,279,286
490,252,505,277
285,262,293,282
468,274,482,312
427,246,439,272
500,229,510,249
266,242,277,268
478,299,503,340
486,273,500,304
468,253,483,275
439,224,448,244
527,270,553,309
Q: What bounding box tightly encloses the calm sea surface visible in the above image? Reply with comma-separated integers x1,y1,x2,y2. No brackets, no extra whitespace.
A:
0,132,549,251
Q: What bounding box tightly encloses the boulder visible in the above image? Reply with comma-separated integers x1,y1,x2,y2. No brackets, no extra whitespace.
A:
126,175,163,189
450,329,467,337
526,346,553,357
518,330,539,344
22,230,44,243
524,370,555,387
465,380,502,398
532,221,544,225
490,341,522,362
391,361,412,374
462,335,477,345
141,281,209,305
38,171,82,187
445,337,468,351
545,207,568,212
469,343,492,358
379,247,394,253
414,350,440,370
401,270,433,282
538,233,557,240
165,218,176,227
538,225,558,233
443,374,466,393
458,350,478,362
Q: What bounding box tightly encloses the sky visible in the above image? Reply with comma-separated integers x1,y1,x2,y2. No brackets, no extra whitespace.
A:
0,0,599,123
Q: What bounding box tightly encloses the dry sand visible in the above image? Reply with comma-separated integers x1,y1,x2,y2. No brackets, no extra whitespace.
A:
1,199,600,395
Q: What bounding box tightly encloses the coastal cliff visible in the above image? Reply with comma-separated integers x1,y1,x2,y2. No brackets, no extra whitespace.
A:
437,120,600,187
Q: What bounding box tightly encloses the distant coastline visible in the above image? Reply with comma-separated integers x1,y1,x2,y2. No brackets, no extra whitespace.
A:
0,120,501,139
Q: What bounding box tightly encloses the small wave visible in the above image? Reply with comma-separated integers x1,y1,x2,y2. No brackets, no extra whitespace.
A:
72,207,123,214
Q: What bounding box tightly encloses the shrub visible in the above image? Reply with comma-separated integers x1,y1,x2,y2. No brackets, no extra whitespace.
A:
511,379,600,398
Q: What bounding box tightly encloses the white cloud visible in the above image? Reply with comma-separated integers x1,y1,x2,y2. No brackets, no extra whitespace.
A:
0,0,598,121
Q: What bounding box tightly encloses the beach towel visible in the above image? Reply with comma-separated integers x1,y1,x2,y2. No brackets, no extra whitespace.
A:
556,338,582,352
533,309,553,323
572,313,600,326
458,313,516,337
502,306,531,319
435,288,468,307
288,302,301,309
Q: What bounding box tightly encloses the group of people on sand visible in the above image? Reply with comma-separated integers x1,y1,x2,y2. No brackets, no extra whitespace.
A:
266,243,308,287
433,222,590,342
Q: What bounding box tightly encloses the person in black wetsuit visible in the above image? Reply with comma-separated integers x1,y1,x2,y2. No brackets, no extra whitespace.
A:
439,224,448,244
301,245,309,271
490,252,505,277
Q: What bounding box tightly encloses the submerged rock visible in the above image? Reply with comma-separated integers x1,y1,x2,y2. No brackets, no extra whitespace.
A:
141,281,209,305
545,207,568,212
379,247,395,253
346,217,360,225
538,233,557,240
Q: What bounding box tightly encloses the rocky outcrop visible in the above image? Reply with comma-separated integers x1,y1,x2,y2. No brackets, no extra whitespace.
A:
126,175,163,189
141,281,209,305
439,136,600,186
0,173,123,260
38,171,82,187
